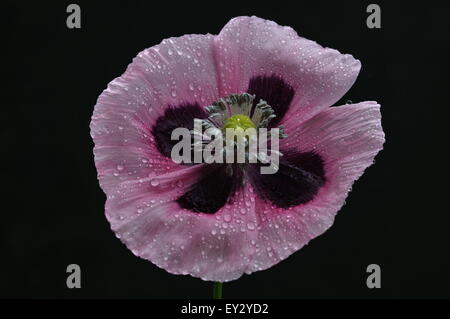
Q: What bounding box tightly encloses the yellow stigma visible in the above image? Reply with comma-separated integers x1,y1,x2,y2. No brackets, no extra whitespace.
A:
223,114,256,131
223,114,256,144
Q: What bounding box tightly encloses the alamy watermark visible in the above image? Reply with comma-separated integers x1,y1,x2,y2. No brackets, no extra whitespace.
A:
366,4,381,29
170,119,281,174
66,4,81,29
366,264,381,288
66,264,81,289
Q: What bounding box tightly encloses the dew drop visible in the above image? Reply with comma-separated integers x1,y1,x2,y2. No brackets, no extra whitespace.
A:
116,164,124,171
150,179,159,187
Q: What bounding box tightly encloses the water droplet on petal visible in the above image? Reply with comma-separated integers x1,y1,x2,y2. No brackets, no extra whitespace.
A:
150,179,159,187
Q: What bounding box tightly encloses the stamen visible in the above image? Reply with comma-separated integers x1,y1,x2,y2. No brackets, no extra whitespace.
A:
228,93,254,116
251,99,275,128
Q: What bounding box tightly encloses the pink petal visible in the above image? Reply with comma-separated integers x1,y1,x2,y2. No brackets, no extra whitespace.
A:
246,102,385,273
90,34,219,193
90,34,236,276
111,182,261,282
105,165,204,225
214,16,361,123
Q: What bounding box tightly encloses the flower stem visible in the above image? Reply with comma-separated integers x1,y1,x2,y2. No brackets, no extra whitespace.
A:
213,282,223,299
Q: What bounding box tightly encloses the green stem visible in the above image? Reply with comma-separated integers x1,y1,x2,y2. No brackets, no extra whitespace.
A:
213,282,223,299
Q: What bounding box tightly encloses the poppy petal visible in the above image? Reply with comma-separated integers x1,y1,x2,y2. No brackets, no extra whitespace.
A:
243,101,384,274
105,165,205,225
177,164,243,214
247,75,295,126
246,150,326,208
214,16,361,124
91,34,219,193
152,103,207,158
109,181,262,282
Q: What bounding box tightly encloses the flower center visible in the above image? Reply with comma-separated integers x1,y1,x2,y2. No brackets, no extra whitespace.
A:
223,114,256,131
222,114,257,145
189,93,288,166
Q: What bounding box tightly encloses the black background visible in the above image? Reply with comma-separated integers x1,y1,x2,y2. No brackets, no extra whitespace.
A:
3,1,449,299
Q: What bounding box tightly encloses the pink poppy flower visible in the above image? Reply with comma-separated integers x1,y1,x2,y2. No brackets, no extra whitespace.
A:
90,16,384,282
